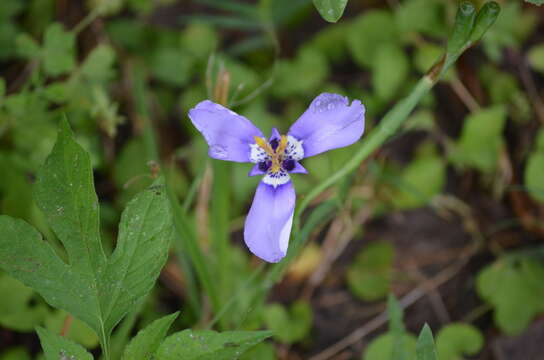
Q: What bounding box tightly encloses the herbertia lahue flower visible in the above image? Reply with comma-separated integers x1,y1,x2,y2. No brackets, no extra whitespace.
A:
189,93,365,263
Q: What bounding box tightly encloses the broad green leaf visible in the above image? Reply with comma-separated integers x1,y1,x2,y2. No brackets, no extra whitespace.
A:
313,0,348,23
347,11,398,68
155,330,272,360
151,48,194,87
36,326,93,360
43,23,76,76
372,43,409,101
122,312,179,360
44,310,99,348
181,23,218,58
263,301,313,344
81,44,117,83
0,121,174,353
416,324,438,360
347,242,394,301
395,0,446,37
392,143,445,209
436,323,483,360
524,152,544,202
451,106,506,173
0,273,49,331
476,259,544,334
364,333,416,360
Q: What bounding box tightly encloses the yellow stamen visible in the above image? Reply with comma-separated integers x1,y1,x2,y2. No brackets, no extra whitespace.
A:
254,134,289,173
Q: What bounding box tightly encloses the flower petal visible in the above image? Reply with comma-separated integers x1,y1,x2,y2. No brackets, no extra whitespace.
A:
290,161,308,174
189,100,264,162
244,181,295,263
248,163,266,177
288,93,365,158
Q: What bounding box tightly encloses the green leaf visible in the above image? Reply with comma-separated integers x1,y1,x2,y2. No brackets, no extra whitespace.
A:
451,106,507,173
347,242,394,301
347,10,398,68
263,301,313,344
528,44,544,75
447,2,476,55
15,33,41,59
392,143,445,209
44,310,99,348
364,333,416,360
122,312,179,360
416,324,438,360
469,1,501,44
155,330,272,359
0,347,31,360
476,259,544,334
36,326,93,360
436,323,483,360
0,273,49,332
151,48,194,87
313,0,348,23
525,152,544,202
0,121,174,357
81,44,117,83
395,0,447,37
372,44,409,101
43,23,76,76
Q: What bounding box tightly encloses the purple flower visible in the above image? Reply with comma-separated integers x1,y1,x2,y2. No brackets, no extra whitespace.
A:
188,93,365,263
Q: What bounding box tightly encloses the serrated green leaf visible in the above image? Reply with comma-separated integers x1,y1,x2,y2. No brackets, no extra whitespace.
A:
436,323,483,360
416,324,438,360
122,312,179,360
347,242,394,301
0,121,174,356
44,310,99,348
36,326,93,360
156,330,272,360
43,23,76,76
313,0,348,23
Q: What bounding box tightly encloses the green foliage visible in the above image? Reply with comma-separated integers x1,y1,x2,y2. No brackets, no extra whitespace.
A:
416,324,438,360
525,0,544,6
435,323,483,360
263,301,313,344
0,122,174,356
44,310,99,348
122,312,179,360
476,258,544,335
347,242,394,301
0,273,48,331
155,329,272,359
347,11,398,68
364,333,417,360
37,326,93,360
528,44,544,74
372,44,409,101
392,143,445,209
313,0,348,23
43,23,76,76
450,106,507,173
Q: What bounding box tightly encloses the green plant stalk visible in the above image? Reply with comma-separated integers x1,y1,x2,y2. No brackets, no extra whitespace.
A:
129,62,221,316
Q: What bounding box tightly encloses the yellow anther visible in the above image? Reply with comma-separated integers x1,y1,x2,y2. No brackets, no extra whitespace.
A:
253,134,289,174
277,135,288,155
254,136,275,156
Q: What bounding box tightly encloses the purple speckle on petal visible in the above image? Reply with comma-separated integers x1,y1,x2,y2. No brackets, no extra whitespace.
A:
283,159,295,171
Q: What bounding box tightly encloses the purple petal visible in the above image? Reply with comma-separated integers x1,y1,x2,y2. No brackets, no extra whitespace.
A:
248,163,266,177
290,161,308,174
188,100,264,162
269,127,281,141
288,93,365,158
244,181,295,263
